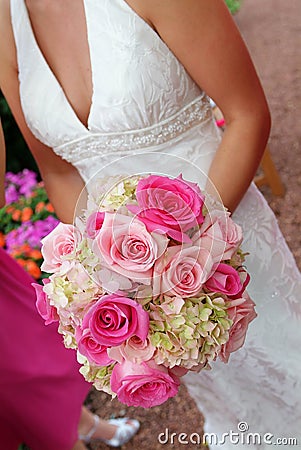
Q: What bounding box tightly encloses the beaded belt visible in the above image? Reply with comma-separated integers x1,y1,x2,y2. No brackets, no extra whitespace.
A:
54,94,212,165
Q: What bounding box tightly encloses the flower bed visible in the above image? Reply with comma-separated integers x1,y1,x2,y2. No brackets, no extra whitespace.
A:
0,169,59,280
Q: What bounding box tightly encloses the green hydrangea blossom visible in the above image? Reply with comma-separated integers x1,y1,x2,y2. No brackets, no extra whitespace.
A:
149,294,233,369
79,359,116,397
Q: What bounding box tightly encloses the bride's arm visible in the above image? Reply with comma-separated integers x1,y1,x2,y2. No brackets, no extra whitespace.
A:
0,0,86,223
132,0,271,212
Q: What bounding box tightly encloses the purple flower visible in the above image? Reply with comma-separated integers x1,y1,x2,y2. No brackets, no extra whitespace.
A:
5,184,19,204
5,216,59,251
4,169,38,202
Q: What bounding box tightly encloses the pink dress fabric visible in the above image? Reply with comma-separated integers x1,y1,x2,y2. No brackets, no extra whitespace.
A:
0,248,90,450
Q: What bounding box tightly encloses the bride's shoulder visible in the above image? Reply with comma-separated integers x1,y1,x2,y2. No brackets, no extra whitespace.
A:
126,0,231,35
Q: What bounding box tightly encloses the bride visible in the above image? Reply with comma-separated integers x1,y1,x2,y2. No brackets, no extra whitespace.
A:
1,0,300,448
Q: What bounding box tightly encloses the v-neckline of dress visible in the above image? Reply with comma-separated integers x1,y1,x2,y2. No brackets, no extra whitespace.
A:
22,0,94,133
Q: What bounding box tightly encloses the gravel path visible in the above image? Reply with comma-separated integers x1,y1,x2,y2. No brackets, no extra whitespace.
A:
86,1,301,448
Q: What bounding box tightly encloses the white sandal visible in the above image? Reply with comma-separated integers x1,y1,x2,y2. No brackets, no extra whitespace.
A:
79,414,140,447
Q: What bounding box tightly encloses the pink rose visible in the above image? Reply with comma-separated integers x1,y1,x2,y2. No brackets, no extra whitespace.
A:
153,245,214,298
75,327,113,366
205,263,243,296
128,174,205,243
195,210,243,263
108,336,155,364
110,359,180,408
32,279,59,325
41,222,81,273
229,267,251,299
219,293,257,362
93,213,168,284
81,294,149,346
86,211,105,238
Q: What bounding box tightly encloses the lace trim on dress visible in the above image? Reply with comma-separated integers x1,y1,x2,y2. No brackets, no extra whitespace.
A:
53,94,212,163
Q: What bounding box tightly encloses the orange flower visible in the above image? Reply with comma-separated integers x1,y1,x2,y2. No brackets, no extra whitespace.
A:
35,201,45,213
29,249,43,260
12,209,22,221
19,243,27,250
0,233,5,248
16,258,27,268
10,249,22,258
21,207,33,222
24,260,42,279
6,206,15,214
15,243,31,256
45,203,55,213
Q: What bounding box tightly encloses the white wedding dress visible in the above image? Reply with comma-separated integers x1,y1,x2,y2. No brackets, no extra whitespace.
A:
11,0,301,448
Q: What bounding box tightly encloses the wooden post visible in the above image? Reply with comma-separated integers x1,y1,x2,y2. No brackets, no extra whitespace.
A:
254,146,286,196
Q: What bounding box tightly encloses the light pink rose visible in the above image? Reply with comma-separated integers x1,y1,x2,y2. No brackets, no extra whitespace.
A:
195,210,243,263
75,327,113,366
128,174,205,243
153,245,214,297
205,263,243,296
81,294,149,346
32,279,59,325
86,211,105,238
108,336,155,364
93,213,168,284
110,359,180,408
41,223,81,273
219,293,257,363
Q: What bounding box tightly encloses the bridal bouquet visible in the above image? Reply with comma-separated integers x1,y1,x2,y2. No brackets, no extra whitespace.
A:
34,173,256,408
